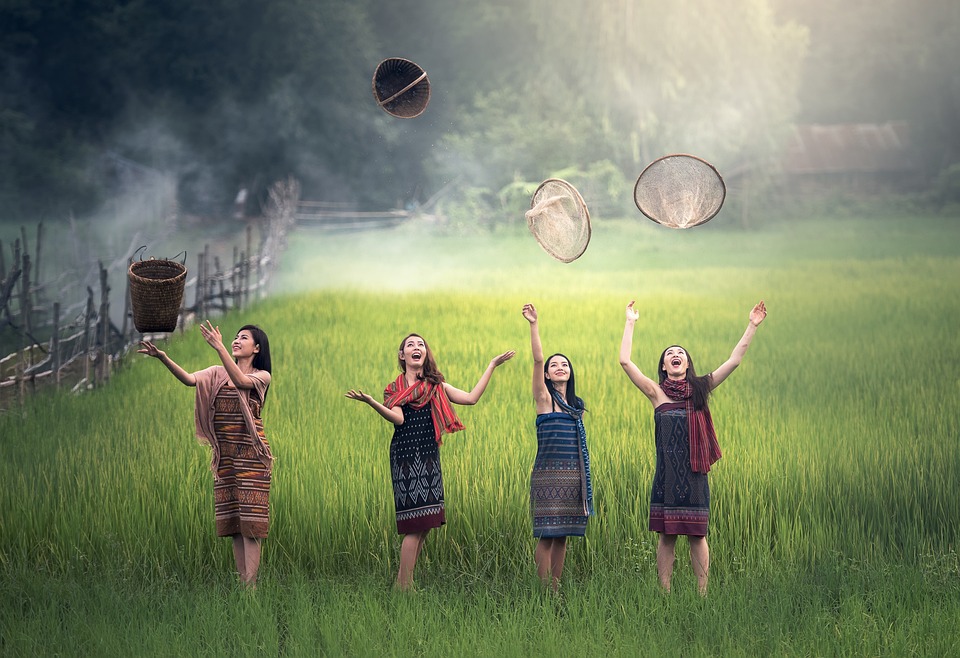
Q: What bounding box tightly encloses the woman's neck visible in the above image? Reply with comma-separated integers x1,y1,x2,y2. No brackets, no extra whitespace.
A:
552,381,568,399
404,367,422,386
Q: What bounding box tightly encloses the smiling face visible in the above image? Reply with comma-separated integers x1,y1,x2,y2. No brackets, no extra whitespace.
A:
660,345,689,380
231,329,260,360
545,354,571,383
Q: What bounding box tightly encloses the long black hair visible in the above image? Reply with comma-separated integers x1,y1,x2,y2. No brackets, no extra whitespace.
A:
544,353,585,411
657,345,711,410
238,324,271,374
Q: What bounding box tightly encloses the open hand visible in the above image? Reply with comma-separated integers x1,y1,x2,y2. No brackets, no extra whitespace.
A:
750,301,767,326
490,350,516,368
198,320,225,351
625,300,639,322
522,303,538,324
137,340,165,359
345,389,374,404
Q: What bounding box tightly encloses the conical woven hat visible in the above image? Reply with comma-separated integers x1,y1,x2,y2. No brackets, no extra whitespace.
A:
634,154,726,229
372,58,431,119
525,178,591,263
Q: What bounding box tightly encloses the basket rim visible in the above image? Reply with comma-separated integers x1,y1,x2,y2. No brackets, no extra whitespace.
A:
128,259,187,284
633,153,726,228
527,177,592,263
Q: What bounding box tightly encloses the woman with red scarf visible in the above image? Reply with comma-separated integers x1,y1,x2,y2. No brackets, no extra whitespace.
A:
346,333,514,590
619,300,767,594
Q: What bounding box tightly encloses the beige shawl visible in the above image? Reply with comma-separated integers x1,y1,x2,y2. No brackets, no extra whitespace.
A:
194,365,273,480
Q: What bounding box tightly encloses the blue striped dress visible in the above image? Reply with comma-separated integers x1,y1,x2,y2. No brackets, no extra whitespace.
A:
530,412,589,537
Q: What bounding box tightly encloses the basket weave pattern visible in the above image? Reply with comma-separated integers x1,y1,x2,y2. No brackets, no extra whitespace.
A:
128,259,186,333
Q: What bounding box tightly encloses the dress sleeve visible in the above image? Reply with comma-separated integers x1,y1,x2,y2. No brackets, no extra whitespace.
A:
249,370,271,403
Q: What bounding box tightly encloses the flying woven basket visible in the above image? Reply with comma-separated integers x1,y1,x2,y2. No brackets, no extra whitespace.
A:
372,58,431,119
525,178,592,263
634,154,726,229
128,250,187,333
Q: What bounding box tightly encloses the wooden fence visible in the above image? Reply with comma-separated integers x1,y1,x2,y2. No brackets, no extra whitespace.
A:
0,178,299,410
295,200,411,231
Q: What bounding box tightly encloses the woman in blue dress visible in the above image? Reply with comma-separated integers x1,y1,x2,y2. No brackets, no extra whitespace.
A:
522,303,593,591
619,299,767,594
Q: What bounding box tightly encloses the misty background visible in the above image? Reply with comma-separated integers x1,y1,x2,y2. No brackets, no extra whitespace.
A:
1,0,958,230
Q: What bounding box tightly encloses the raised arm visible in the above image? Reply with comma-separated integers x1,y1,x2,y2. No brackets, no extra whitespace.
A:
618,300,662,403
344,389,405,425
523,303,551,411
138,340,196,386
442,350,516,405
709,300,767,389
199,321,260,390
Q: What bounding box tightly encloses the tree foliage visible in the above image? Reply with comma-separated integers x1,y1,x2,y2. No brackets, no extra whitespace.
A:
4,0,951,222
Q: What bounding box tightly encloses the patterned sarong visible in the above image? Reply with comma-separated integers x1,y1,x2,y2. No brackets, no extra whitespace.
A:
212,387,271,538
530,412,589,538
649,402,710,536
391,404,445,534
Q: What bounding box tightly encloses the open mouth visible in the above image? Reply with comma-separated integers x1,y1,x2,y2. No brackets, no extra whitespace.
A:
411,350,423,360
670,358,682,367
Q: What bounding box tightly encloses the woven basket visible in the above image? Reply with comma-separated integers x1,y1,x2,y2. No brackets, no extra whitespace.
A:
372,58,431,118
128,258,186,333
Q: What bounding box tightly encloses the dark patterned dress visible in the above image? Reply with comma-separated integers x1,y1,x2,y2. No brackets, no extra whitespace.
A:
212,386,271,538
530,412,588,537
390,404,445,534
649,402,710,537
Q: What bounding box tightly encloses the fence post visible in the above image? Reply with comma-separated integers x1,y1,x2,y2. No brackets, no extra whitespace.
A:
98,263,110,384
203,244,211,318
83,287,94,389
195,251,205,321
121,257,131,343
20,253,32,345
52,302,61,389
34,222,43,302
232,246,239,310
214,256,226,312
244,223,252,308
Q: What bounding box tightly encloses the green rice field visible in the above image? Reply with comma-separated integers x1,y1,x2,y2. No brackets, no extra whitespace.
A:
2,214,960,656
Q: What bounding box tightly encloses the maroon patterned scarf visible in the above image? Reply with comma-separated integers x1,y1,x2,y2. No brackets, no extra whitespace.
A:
661,378,722,474
384,375,464,445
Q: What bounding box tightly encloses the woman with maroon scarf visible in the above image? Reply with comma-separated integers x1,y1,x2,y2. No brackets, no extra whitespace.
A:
346,333,514,590
619,300,767,594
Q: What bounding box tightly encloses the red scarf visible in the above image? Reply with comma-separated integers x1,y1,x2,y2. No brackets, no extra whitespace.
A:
384,375,464,445
661,378,722,474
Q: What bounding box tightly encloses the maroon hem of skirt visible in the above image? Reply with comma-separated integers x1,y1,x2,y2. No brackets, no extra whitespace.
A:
397,513,445,535
216,518,269,539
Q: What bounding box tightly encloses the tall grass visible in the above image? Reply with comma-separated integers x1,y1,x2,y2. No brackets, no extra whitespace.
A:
2,215,959,655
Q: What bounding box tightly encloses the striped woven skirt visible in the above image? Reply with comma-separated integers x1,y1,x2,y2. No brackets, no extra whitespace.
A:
530,412,588,538
649,402,709,537
212,387,271,538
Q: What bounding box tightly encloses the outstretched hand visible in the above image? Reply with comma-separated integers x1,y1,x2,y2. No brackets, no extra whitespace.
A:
749,301,767,326
345,389,375,404
137,340,165,359
625,300,639,322
522,303,538,324
490,350,517,368
198,320,225,352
